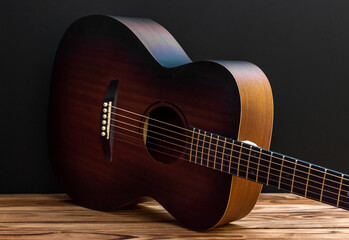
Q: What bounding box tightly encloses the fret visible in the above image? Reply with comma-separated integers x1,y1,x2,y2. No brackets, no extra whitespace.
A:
238,142,250,178
339,175,349,210
185,127,349,211
266,152,273,186
279,157,296,193
307,165,325,202
278,156,285,189
208,134,218,169
337,175,344,207
236,142,243,177
196,130,206,166
257,149,271,184
188,128,349,213
221,138,227,172
287,157,307,196
305,164,311,197
214,135,224,171
222,139,233,173
230,141,242,176
188,128,196,162
256,149,262,182
292,160,308,196
245,145,261,182
194,129,201,164
291,160,297,193
320,169,327,202
290,160,297,193
228,140,235,174
206,133,213,167
213,135,220,170
246,146,253,179
201,131,210,167
193,129,200,164
200,131,206,166
267,152,284,189
321,169,342,207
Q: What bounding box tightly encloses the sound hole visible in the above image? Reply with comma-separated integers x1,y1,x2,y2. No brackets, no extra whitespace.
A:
145,106,187,163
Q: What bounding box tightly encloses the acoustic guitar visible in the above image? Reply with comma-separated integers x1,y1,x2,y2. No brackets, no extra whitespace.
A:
49,15,349,230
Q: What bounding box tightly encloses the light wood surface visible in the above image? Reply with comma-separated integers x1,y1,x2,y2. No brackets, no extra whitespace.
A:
0,193,348,239
214,60,273,227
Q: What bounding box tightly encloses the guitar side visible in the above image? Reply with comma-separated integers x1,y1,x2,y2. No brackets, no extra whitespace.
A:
49,15,273,229
213,61,273,227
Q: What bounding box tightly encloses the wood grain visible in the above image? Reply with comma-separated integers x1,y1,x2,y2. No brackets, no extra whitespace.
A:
214,60,273,227
49,15,275,229
0,193,348,239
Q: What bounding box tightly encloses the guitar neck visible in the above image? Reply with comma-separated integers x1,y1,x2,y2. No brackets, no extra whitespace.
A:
186,126,349,210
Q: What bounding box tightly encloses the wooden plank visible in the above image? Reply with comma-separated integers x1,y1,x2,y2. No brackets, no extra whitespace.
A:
0,193,348,239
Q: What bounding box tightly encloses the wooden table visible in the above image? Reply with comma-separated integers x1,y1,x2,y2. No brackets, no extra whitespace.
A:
0,193,348,239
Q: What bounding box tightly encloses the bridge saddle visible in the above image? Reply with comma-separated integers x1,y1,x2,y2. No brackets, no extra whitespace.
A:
100,80,119,161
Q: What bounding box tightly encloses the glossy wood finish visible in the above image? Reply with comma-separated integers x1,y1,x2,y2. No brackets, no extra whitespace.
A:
1,193,349,239
49,15,274,229
214,176,263,227
213,61,273,226
218,61,273,149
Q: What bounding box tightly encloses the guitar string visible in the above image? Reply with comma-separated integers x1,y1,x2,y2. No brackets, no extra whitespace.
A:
109,117,346,192
113,129,348,204
108,111,349,189
107,109,349,188
109,112,347,189
111,128,349,205
109,122,348,198
108,121,349,200
109,105,347,182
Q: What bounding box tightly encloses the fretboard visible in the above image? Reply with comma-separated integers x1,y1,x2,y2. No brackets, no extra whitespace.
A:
186,126,349,211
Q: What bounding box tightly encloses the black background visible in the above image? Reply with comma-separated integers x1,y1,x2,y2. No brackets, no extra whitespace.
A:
2,0,349,193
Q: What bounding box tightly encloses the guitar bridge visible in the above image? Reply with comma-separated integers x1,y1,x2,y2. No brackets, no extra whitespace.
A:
101,101,112,139
100,80,119,161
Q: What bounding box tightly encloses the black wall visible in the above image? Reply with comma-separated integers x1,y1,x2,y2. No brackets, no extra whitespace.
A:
2,0,349,193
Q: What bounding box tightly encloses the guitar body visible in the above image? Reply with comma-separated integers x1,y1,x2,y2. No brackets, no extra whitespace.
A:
49,15,273,229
